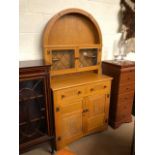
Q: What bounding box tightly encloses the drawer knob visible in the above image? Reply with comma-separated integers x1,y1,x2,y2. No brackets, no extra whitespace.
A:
105,119,108,123
104,85,107,89
77,91,81,95
90,88,94,91
83,109,86,113
83,109,89,113
61,95,65,99
85,109,89,112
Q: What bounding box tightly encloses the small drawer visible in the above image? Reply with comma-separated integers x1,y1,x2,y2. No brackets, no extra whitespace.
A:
87,81,111,95
118,83,134,94
57,86,84,101
119,70,135,84
118,101,132,111
117,92,134,103
115,106,132,121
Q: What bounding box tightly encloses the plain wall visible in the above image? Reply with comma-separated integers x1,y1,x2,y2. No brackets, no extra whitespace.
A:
19,0,121,61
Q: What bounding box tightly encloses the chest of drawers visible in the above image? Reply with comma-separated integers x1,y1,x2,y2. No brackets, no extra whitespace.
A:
102,60,135,128
51,72,112,149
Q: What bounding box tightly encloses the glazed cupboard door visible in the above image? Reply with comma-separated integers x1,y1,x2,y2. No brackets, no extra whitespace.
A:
19,77,50,147
46,48,77,75
83,94,109,134
78,47,101,72
55,99,84,149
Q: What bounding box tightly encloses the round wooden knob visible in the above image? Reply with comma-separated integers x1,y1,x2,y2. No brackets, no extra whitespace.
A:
61,95,65,99
104,85,107,89
77,91,81,95
90,88,94,91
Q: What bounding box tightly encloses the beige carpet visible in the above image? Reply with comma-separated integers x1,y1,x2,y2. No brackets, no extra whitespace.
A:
22,118,134,155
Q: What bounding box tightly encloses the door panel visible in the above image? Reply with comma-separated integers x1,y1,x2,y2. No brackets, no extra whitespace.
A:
84,94,106,133
59,99,83,147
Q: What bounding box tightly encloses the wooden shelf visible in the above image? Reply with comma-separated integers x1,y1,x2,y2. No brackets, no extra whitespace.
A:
19,116,45,126
44,44,101,48
19,94,44,102
20,134,51,152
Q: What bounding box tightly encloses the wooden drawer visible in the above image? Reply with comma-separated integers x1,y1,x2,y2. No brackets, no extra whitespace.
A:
115,103,132,121
57,86,85,101
117,92,134,104
118,83,134,94
86,81,111,95
119,70,135,84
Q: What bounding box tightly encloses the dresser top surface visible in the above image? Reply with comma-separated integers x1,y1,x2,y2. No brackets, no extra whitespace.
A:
51,72,113,91
103,60,135,68
19,60,51,69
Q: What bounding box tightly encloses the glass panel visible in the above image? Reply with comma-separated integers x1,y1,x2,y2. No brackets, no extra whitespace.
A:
51,49,75,70
19,79,48,144
79,48,97,68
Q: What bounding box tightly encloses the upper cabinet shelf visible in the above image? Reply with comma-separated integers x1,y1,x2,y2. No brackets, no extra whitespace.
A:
43,8,102,76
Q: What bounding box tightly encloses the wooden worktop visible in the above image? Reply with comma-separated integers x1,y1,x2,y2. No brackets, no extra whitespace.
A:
102,60,135,68
51,71,113,91
19,60,51,69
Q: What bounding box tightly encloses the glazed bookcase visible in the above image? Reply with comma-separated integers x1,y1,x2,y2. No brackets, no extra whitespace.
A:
19,60,54,153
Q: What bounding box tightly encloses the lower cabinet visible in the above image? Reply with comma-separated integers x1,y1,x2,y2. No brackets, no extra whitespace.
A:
51,73,112,150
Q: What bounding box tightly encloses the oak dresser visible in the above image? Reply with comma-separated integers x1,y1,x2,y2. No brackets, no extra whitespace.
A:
42,8,113,149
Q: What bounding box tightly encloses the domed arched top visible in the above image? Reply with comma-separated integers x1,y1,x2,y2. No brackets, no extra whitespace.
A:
43,8,102,46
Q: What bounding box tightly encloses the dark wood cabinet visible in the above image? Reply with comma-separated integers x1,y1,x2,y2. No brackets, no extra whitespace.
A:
102,60,135,128
19,60,54,153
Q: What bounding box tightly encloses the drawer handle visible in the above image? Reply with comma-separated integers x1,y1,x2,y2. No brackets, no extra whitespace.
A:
61,95,65,99
77,91,82,95
85,109,89,112
126,88,129,90
104,85,107,89
83,109,89,113
90,88,94,91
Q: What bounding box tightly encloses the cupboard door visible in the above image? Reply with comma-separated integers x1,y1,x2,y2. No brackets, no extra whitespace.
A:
79,48,98,68
84,94,107,134
19,78,49,145
56,99,83,149
48,48,77,75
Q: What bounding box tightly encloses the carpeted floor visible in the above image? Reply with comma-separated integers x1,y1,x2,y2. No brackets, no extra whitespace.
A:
22,118,134,155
